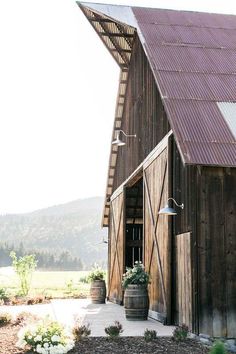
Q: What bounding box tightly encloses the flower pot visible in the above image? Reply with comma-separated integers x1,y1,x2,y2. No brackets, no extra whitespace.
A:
124,284,149,320
90,280,106,304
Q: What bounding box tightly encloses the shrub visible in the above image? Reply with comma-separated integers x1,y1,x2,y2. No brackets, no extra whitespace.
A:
79,275,89,284
144,328,157,342
209,341,227,354
65,279,74,294
173,324,189,341
27,296,44,305
122,261,150,289
104,321,123,338
0,287,9,301
88,266,105,282
14,312,40,326
11,297,21,305
10,251,37,296
0,312,12,326
17,318,74,354
72,321,91,341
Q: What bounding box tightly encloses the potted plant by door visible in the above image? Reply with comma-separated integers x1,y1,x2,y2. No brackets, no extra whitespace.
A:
122,261,150,320
88,266,106,304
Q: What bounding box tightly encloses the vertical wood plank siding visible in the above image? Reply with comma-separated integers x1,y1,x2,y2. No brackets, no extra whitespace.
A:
172,141,198,332
198,167,236,338
172,140,236,337
113,37,170,192
176,232,192,330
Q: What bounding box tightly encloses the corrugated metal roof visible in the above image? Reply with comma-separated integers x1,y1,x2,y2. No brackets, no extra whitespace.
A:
132,7,236,168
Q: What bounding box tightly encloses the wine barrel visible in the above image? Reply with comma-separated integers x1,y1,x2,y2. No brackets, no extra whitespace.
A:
90,280,106,304
124,284,149,320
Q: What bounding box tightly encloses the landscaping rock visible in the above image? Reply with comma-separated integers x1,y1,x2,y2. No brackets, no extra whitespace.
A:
199,337,212,346
199,333,211,340
226,339,236,346
188,333,198,340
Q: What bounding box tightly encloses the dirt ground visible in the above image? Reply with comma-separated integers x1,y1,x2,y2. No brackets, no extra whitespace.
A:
0,323,209,354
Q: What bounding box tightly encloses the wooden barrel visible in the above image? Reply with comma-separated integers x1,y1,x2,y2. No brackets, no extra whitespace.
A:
124,284,149,320
90,280,106,304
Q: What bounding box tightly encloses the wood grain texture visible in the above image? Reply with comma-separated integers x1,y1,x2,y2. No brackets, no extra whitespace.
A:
143,146,171,324
108,191,124,304
176,232,192,330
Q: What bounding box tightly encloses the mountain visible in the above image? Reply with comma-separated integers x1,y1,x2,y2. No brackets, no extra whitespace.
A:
0,197,107,268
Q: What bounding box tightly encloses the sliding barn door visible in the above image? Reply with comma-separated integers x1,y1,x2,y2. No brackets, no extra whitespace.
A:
143,145,171,324
108,190,124,304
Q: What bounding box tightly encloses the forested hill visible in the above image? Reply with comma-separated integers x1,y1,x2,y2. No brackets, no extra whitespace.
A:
0,197,107,269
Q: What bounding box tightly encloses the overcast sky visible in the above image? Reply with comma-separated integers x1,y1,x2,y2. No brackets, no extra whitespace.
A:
0,0,235,214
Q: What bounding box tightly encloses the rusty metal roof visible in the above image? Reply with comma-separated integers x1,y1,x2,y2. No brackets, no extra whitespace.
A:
133,7,236,167
78,3,236,226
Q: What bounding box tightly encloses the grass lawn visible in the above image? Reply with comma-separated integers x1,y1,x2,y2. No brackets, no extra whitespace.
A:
0,267,90,298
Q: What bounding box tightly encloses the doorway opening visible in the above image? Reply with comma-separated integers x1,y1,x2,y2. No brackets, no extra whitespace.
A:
125,177,143,268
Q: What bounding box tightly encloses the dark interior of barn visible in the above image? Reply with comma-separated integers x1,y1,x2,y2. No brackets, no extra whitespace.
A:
125,178,143,268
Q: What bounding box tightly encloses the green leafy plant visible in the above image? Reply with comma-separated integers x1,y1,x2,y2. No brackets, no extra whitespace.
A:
122,261,150,289
72,321,91,341
65,279,74,294
144,328,157,342
173,324,189,341
0,312,12,326
10,251,37,296
0,287,9,301
104,321,123,338
16,318,74,353
209,341,227,354
79,275,89,284
88,266,105,282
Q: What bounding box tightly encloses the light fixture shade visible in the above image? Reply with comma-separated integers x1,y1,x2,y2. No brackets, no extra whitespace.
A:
111,138,126,146
158,205,177,215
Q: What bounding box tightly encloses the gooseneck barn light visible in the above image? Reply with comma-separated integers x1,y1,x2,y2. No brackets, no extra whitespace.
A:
112,130,136,146
158,198,184,216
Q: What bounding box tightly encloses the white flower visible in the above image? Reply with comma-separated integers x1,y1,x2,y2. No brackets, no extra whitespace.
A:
36,344,42,352
51,334,60,342
44,342,49,348
35,334,42,342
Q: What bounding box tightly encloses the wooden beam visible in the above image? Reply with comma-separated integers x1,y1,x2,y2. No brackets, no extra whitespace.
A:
100,32,134,38
89,18,114,23
111,48,132,53
115,22,134,48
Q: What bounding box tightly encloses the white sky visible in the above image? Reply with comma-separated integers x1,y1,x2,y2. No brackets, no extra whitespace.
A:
0,0,235,214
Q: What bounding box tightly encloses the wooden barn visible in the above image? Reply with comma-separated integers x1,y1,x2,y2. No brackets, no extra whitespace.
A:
78,3,236,338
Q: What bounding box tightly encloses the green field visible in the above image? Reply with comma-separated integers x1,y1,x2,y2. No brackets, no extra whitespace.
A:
0,267,90,298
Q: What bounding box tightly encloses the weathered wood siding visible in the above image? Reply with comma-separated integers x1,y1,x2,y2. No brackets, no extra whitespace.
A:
197,167,236,338
143,144,171,324
172,140,236,337
172,141,198,332
108,190,125,304
113,36,170,192
176,232,192,331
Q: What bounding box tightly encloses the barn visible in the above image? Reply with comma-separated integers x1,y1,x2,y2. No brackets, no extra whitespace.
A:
78,2,236,338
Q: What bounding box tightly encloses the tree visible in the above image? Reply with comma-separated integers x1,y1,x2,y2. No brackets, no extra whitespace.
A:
10,251,37,296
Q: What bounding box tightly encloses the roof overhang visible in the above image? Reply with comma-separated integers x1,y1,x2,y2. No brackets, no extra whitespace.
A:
77,2,137,227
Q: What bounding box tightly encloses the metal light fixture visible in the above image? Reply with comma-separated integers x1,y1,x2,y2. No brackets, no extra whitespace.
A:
158,198,184,216
112,130,136,146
